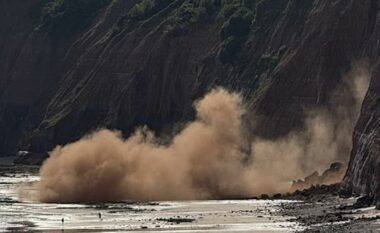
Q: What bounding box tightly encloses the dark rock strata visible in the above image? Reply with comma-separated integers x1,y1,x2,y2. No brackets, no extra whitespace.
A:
0,0,373,155
343,0,380,207
344,66,380,206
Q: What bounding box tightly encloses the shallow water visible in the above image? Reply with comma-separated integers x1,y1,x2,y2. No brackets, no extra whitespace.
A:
0,169,302,232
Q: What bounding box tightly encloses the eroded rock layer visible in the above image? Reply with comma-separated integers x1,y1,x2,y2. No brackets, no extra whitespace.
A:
3,0,380,203
0,0,371,153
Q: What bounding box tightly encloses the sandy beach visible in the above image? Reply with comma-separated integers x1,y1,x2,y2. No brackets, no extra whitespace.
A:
1,166,380,233
0,166,301,232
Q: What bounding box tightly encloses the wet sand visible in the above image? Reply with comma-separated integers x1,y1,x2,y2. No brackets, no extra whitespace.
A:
1,166,380,232
0,166,301,232
281,190,380,232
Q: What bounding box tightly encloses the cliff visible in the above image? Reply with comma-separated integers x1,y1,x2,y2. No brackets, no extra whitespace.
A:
344,63,380,206
3,0,380,203
342,0,380,207
0,0,368,153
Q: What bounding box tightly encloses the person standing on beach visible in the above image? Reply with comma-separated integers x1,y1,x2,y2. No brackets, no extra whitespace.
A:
61,218,64,231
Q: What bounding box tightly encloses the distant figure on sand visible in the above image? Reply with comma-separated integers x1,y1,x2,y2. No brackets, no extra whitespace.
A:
99,212,102,220
61,218,64,231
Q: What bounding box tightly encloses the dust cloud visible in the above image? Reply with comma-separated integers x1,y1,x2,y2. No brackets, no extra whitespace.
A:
36,89,254,202
34,64,370,203
250,62,370,191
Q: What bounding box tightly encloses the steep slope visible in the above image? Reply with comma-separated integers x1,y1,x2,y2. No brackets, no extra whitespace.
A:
5,0,380,204
1,0,372,156
341,0,380,207
344,65,380,206
0,0,53,155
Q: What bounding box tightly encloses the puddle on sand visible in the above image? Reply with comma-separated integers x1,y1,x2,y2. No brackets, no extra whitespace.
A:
0,170,303,232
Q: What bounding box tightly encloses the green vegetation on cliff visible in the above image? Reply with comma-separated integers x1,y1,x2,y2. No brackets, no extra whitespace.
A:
38,0,112,35
128,0,172,20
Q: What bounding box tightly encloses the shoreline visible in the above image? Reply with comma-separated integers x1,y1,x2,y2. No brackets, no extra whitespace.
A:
2,166,380,232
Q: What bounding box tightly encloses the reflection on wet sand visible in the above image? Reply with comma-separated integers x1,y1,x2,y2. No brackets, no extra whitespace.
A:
0,170,301,232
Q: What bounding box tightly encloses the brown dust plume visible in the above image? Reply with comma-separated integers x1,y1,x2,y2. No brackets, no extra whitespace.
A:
36,89,255,202
34,65,370,203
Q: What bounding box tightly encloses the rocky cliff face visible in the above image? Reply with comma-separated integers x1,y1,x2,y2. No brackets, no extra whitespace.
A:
344,65,380,206
2,0,380,201
1,0,371,154
343,0,380,206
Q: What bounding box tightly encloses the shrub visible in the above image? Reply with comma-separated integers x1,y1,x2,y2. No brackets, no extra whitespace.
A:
199,0,219,15
128,0,172,20
217,0,240,21
166,0,217,35
218,3,253,64
255,53,279,74
217,0,256,21
254,0,287,27
39,0,111,35
220,7,253,39
220,36,245,64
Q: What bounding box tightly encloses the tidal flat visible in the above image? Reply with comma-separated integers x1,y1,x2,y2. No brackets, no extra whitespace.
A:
0,166,379,233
